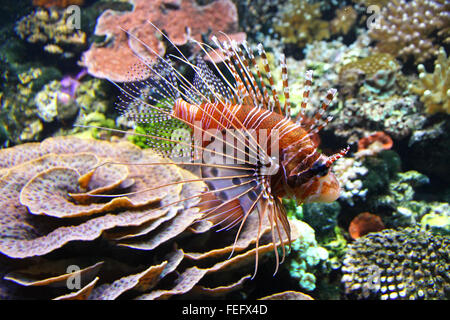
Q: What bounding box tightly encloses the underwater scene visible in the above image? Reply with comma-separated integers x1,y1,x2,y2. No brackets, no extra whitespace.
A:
0,0,448,301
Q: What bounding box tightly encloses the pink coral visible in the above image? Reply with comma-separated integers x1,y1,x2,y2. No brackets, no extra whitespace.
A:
81,0,245,82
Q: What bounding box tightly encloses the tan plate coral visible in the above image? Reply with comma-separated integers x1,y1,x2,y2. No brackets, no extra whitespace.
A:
0,136,304,299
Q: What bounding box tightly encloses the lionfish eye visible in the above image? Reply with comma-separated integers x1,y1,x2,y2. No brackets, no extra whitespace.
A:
311,161,329,177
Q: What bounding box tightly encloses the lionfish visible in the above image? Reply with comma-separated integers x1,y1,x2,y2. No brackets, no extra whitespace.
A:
86,23,348,276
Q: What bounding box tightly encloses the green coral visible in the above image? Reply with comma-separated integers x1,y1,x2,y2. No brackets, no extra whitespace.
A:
0,63,61,144
421,212,450,236
302,201,341,240
287,220,329,291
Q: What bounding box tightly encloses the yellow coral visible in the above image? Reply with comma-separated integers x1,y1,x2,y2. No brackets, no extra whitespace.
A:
331,6,357,35
15,7,86,58
410,48,450,114
273,0,329,47
340,53,399,77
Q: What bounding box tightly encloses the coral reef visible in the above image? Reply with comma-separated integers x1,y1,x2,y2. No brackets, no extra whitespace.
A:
410,47,450,114
15,7,86,58
348,212,385,239
421,211,450,236
33,0,85,8
368,0,450,63
371,170,448,229
0,65,62,144
407,118,450,183
338,53,400,98
81,0,244,82
273,0,330,48
330,6,357,36
329,95,427,143
332,157,369,206
0,136,302,299
286,220,329,292
357,131,393,156
34,79,79,122
342,227,450,300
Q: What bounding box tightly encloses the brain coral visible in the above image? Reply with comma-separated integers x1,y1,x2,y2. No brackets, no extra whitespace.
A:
342,227,449,300
0,136,303,300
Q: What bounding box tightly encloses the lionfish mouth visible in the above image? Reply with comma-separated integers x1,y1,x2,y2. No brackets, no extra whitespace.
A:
302,172,340,204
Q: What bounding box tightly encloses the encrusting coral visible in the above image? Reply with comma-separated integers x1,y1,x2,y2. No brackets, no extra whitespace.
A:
81,0,245,82
0,136,304,299
342,226,449,300
368,0,450,63
410,47,450,114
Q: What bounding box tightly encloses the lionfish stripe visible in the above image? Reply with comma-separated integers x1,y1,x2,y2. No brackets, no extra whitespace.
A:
256,43,282,114
294,70,313,124
308,88,337,133
280,53,291,118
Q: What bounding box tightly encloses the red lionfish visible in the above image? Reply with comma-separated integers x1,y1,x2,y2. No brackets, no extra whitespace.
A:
85,23,348,276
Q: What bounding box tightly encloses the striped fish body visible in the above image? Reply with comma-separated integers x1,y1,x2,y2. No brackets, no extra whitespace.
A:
173,97,335,202
113,26,349,275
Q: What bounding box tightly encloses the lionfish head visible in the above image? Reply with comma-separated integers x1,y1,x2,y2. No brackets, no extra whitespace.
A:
289,147,349,204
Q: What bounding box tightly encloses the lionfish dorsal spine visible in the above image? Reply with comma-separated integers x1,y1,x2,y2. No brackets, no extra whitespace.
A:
257,43,282,114
247,47,271,109
280,53,292,119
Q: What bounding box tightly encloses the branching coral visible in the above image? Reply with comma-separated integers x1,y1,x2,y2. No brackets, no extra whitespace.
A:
342,227,450,300
368,0,450,63
81,0,244,82
410,47,450,114
273,0,330,48
15,7,86,58
330,6,357,36
0,136,303,299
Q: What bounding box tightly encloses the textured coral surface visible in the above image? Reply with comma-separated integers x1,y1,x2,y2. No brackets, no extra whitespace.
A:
0,136,302,299
342,227,449,300
81,0,243,82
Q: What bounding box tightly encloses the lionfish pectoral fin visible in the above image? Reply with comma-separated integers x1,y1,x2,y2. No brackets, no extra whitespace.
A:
200,165,259,225
192,56,234,103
